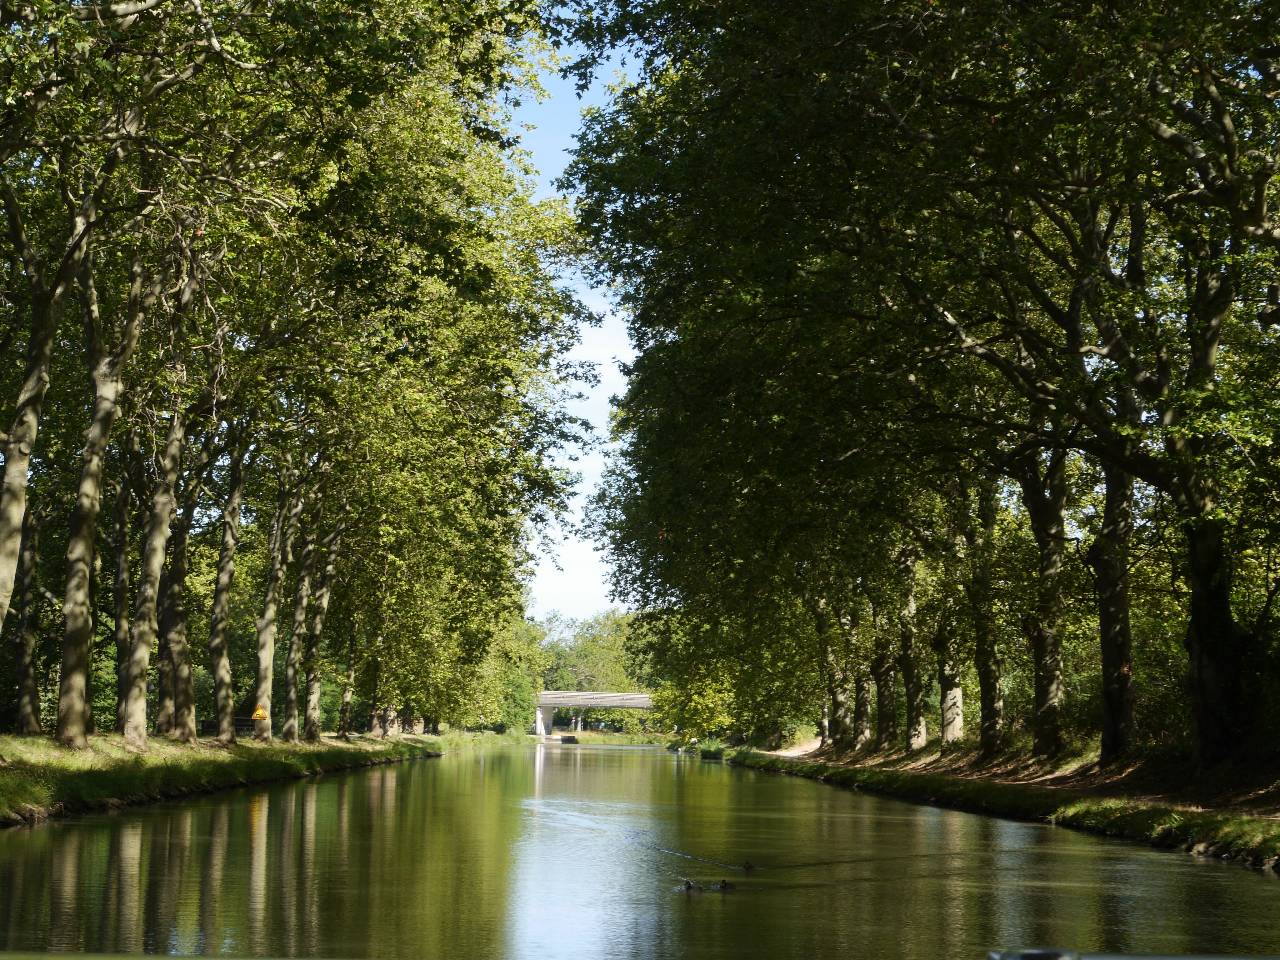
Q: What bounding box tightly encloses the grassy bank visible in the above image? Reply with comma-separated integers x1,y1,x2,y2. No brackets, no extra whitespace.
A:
0,733,440,827
730,750,1280,872
560,730,668,746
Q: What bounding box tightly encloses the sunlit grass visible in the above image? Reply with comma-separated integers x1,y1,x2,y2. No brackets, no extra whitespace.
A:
0,733,440,826
565,730,669,746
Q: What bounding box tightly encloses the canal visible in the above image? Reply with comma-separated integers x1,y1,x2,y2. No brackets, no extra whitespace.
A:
1,744,1277,959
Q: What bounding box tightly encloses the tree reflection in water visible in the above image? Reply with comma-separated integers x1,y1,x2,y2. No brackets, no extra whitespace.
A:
1,747,1278,960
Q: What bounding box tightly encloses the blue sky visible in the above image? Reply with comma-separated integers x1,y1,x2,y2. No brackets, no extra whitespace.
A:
512,58,636,622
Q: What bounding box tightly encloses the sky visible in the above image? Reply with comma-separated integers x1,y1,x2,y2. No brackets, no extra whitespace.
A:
511,59,636,623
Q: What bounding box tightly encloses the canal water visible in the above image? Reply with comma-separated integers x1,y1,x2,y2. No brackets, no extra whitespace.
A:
1,744,1277,959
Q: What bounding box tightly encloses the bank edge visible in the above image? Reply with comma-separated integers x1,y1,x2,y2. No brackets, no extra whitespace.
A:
729,749,1280,874
0,736,441,827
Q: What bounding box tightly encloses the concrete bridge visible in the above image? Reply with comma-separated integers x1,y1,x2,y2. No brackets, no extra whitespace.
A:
534,690,653,736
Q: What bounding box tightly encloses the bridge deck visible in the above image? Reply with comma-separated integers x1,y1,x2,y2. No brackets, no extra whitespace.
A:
537,690,653,710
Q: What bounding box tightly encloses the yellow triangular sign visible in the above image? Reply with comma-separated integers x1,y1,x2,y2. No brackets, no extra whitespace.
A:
252,705,269,721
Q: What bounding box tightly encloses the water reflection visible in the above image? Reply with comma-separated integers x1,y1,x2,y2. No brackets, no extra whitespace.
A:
1,745,1278,960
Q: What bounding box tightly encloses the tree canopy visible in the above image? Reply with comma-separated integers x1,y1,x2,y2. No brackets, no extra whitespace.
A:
0,0,583,745
568,0,1280,765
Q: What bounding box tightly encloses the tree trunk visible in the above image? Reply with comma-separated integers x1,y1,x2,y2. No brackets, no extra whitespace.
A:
163,432,218,742
57,253,150,747
1086,461,1135,765
0,295,56,631
870,642,897,750
1183,515,1253,766
898,658,927,750
57,369,125,747
338,635,357,738
935,615,964,746
827,671,854,749
968,477,1003,755
122,410,185,748
154,611,175,736
897,556,928,751
304,525,342,742
160,500,198,741
14,509,41,734
112,472,132,733
282,530,315,743
1015,450,1068,758
253,488,302,740
820,614,855,750
0,182,103,630
207,442,246,743
851,668,872,749
367,658,381,736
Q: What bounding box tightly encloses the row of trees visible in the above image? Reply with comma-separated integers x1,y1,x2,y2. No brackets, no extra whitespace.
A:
569,0,1280,765
0,0,583,745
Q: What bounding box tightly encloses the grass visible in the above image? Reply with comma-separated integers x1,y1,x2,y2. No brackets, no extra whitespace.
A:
431,728,531,752
431,728,667,749
729,750,1280,870
562,730,669,746
0,732,440,827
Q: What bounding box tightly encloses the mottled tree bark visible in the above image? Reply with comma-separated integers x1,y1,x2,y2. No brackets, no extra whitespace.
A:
870,638,897,750
337,635,357,738
1175,251,1254,766
164,433,218,742
57,253,153,747
1182,514,1253,766
14,509,41,734
367,658,381,737
967,477,1003,755
253,487,301,740
1014,448,1068,758
934,613,964,746
122,410,185,748
851,668,872,749
1086,461,1135,765
304,525,342,741
160,497,200,741
815,605,855,749
0,180,102,632
153,608,175,737
897,555,928,751
282,530,315,743
0,294,55,634
826,671,853,748
57,353,114,746
112,471,133,733
207,440,246,743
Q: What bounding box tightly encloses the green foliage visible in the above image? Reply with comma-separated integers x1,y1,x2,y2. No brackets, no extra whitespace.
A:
0,0,583,745
566,0,1280,765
